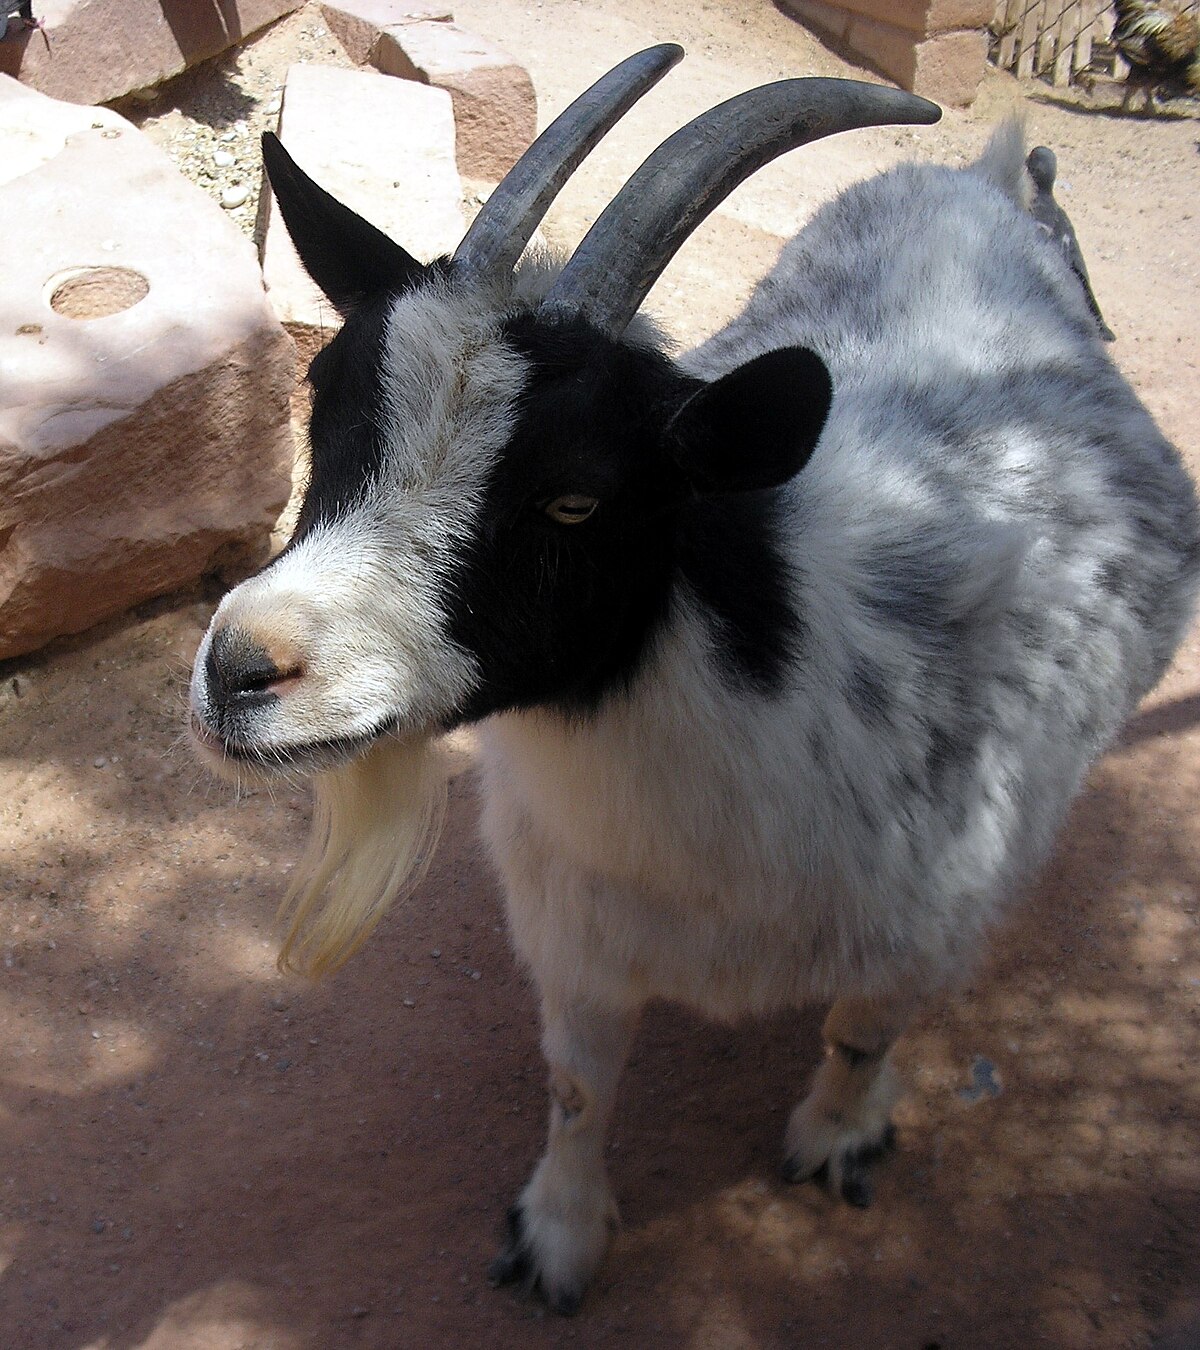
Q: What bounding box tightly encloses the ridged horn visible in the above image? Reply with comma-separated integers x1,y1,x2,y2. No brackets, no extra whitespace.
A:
542,78,941,334
452,43,683,280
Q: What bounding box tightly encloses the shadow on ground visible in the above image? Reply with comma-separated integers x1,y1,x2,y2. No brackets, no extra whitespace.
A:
0,597,1197,1349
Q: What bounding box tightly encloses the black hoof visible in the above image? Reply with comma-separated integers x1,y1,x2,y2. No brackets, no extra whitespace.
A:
486,1203,584,1316
487,1205,531,1288
839,1156,874,1208
782,1123,897,1203
780,1154,811,1184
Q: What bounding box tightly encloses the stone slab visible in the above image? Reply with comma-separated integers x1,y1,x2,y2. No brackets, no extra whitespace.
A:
847,16,987,105
781,0,989,103
910,28,988,104
320,0,452,65
375,20,536,180
0,0,303,108
261,63,463,331
0,76,295,661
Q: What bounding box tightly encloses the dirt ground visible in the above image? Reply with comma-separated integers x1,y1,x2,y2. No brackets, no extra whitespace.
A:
2,2,1200,1347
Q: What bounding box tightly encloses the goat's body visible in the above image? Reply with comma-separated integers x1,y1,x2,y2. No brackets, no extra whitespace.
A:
483,138,1199,1023
193,82,1199,1310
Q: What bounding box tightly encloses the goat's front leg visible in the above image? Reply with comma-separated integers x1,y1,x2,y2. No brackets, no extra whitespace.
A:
783,992,918,1207
489,988,639,1314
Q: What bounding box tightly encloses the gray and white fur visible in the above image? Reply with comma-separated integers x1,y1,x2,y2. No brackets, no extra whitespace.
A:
189,67,1199,1315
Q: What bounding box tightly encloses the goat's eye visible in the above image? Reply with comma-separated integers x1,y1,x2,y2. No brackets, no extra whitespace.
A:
542,494,599,524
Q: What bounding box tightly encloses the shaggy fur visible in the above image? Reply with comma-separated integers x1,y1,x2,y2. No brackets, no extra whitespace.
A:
190,120,1199,1310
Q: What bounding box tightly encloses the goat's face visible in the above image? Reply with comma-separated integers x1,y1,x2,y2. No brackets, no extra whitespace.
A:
188,59,942,778
191,262,830,779
191,279,668,772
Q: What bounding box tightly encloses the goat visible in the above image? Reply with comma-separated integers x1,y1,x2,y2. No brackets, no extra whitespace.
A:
188,47,1200,1314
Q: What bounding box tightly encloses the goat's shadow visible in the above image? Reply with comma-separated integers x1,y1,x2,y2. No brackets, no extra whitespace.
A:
1,601,1198,1348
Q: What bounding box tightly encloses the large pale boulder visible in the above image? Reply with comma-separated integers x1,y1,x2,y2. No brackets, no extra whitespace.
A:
0,0,303,108
262,63,463,338
0,77,295,662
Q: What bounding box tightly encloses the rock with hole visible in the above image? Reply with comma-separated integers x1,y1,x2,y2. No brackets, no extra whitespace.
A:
0,77,295,661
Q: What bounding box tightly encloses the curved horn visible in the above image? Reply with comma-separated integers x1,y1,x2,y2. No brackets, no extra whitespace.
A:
452,43,683,280
542,78,941,334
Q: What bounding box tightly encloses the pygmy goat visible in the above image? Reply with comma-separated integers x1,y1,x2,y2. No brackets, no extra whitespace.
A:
189,47,1200,1313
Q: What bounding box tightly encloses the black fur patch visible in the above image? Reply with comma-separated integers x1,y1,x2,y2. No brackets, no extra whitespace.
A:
679,491,807,695
293,293,398,535
443,315,807,720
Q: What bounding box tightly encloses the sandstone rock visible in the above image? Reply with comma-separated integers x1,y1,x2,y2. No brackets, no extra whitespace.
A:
780,0,988,106
846,17,988,105
908,28,989,104
0,77,295,662
375,20,537,180
320,0,452,66
261,63,463,334
0,0,303,108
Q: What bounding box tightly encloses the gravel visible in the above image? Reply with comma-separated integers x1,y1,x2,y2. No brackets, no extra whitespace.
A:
111,9,356,247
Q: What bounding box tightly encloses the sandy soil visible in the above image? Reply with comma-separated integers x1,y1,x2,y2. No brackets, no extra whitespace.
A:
2,3,1199,1347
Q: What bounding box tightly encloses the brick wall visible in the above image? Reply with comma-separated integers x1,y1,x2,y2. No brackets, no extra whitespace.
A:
780,0,994,106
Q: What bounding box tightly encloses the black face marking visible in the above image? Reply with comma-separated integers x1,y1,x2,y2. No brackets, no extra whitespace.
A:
442,314,808,720
293,262,454,539
443,314,689,720
294,293,395,536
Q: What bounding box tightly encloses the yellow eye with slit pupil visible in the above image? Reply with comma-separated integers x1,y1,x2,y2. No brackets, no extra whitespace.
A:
543,494,599,524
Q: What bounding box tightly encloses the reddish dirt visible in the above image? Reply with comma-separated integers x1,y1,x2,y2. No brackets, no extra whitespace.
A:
2,3,1199,1347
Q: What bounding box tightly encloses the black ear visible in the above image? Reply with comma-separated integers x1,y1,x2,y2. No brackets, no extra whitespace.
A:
261,131,426,314
666,347,833,494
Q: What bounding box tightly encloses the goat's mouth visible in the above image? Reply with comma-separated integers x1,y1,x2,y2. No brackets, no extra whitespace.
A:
189,714,394,779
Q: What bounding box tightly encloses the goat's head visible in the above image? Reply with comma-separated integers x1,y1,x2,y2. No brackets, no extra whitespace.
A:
188,49,938,971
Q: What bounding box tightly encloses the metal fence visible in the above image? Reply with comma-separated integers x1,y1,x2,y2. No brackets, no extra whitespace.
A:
989,0,1200,89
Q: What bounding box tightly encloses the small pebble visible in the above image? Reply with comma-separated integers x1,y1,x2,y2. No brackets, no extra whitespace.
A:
221,186,250,210
213,149,235,168
220,128,237,142
402,998,415,1008
265,98,281,115
91,1219,106,1234
93,756,107,768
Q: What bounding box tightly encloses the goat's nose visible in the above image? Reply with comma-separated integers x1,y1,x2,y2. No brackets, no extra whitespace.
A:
205,626,302,710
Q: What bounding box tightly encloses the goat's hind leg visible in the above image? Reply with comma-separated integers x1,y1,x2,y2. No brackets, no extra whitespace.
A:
489,988,639,1314
784,993,917,1207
